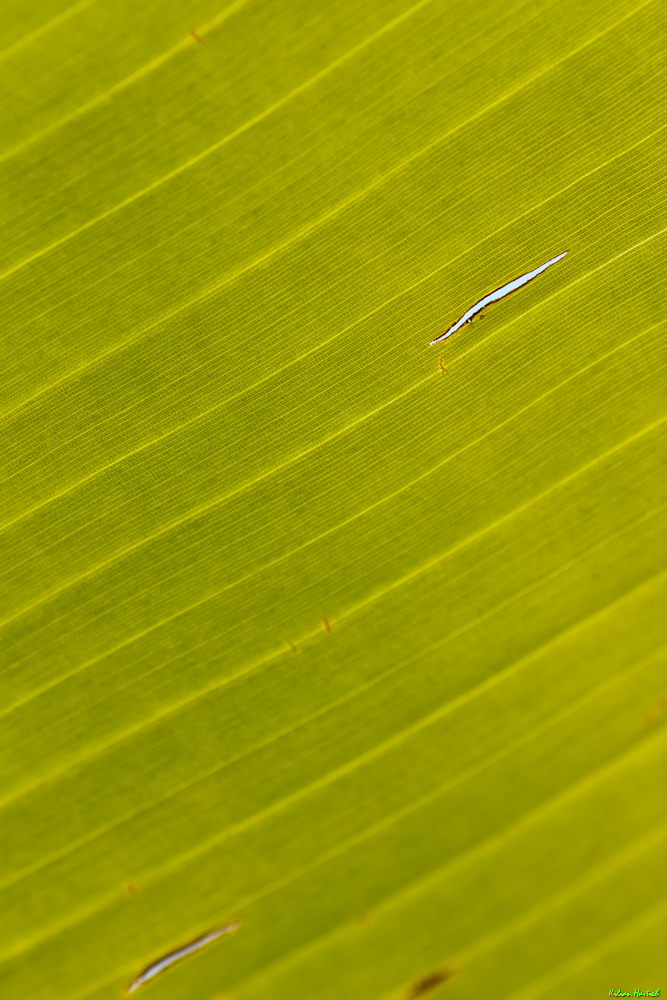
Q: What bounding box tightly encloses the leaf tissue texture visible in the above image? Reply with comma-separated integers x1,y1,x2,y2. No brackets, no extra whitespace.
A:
1,0,666,997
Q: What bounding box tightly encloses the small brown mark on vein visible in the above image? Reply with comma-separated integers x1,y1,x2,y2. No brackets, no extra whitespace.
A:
323,618,332,634
190,28,203,44
125,882,137,896
406,967,457,998
285,639,297,653
438,357,448,376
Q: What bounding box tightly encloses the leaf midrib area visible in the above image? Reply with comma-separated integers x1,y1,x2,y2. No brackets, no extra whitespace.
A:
1,0,666,997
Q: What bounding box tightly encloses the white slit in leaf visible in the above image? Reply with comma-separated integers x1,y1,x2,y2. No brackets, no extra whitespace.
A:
429,250,568,345
126,922,240,993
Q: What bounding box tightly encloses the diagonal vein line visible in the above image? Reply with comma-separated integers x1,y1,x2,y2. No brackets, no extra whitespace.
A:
2,0,664,984
458,830,667,968
6,472,664,781
0,0,98,64
2,351,666,723
0,0,655,428
2,505,665,883
504,895,667,1000
0,0,254,161
376,506,667,710
0,0,555,315
273,734,667,1000
8,646,667,979
1,278,665,646
0,0,435,275
299,825,667,1000
1,255,665,829
340,418,667,627
75,742,667,1000
0,0,645,378
1,130,663,514
0,362,431,598
2,115,666,512
453,223,667,360
0,51,620,368
1,115,665,548
2,482,666,917
0,0,544,255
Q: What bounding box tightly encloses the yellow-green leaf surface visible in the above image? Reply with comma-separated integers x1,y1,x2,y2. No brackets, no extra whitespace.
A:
2,0,667,997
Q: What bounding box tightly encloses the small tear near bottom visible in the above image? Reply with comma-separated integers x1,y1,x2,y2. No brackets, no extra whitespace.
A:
126,922,240,993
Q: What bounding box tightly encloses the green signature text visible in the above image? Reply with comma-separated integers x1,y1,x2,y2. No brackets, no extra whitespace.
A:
609,991,660,997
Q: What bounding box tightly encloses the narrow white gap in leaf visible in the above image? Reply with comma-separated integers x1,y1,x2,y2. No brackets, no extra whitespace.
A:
429,250,568,345
126,922,240,993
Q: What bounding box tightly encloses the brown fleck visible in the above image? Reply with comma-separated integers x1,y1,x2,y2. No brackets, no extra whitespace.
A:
125,883,137,896
190,28,203,44
406,967,457,998
641,694,667,725
438,358,448,376
285,639,297,653
323,618,332,634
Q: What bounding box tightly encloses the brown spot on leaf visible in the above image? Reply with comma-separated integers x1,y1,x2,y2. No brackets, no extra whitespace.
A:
190,28,203,44
406,967,457,997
